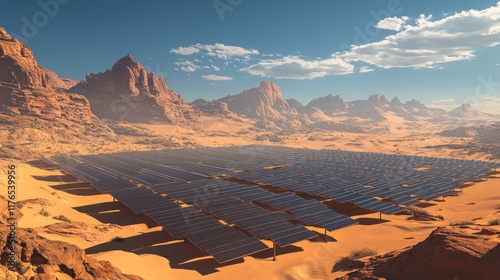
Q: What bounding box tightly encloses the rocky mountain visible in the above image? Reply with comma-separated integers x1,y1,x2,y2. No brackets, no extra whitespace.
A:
439,122,500,143
449,103,494,119
69,55,198,123
217,81,302,129
218,81,297,119
346,94,389,121
0,28,47,89
43,67,78,90
192,98,240,119
286,98,304,112
304,94,349,115
0,27,113,159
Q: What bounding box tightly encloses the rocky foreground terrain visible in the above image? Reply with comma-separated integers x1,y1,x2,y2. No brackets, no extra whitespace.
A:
0,196,142,279
336,226,500,280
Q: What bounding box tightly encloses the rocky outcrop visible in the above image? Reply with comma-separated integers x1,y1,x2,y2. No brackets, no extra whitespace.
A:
192,99,232,115
0,27,47,89
304,94,348,115
337,226,500,280
43,67,78,90
0,227,142,280
286,98,304,112
347,101,386,121
69,55,198,123
402,206,444,221
219,81,297,119
439,122,500,142
217,81,300,130
0,27,113,160
0,196,141,280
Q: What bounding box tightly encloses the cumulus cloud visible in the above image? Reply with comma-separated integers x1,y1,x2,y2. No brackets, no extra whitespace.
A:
170,43,259,59
170,46,200,55
375,16,410,31
359,66,374,73
240,55,354,79
341,2,500,69
174,60,200,72
202,74,233,81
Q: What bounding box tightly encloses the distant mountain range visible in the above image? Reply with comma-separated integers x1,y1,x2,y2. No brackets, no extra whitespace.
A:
0,27,498,138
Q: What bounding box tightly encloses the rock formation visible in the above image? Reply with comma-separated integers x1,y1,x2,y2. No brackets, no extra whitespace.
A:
69,54,198,123
449,103,494,119
43,67,78,90
0,196,141,280
337,226,500,280
304,94,349,116
218,81,300,130
0,27,113,160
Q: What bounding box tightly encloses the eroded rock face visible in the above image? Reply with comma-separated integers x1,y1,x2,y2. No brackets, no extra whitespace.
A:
219,81,297,119
0,196,141,280
218,81,301,130
0,27,47,89
69,55,198,123
0,27,114,159
192,99,232,115
42,68,78,90
0,228,142,280
337,226,500,280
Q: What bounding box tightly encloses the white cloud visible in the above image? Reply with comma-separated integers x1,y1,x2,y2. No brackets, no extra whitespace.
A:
202,74,233,81
240,55,354,79
341,2,500,69
375,16,410,31
174,60,200,72
359,66,374,73
170,46,200,55
211,65,220,71
170,43,259,59
431,98,455,103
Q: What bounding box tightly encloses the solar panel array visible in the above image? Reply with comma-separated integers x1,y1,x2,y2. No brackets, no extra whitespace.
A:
47,145,497,263
49,157,268,263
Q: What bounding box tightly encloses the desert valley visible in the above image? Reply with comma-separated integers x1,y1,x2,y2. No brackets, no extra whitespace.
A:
1,2,500,279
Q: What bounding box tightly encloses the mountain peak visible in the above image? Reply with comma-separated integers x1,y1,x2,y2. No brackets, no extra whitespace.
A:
0,27,12,40
0,28,47,89
367,94,389,107
69,55,195,122
217,81,296,121
390,97,403,106
456,103,472,110
405,99,425,109
257,80,283,99
112,54,137,69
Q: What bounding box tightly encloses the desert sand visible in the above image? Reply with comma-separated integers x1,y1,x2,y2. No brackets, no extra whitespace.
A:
1,157,497,280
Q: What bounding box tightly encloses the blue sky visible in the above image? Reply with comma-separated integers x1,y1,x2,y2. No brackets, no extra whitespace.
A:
1,0,500,113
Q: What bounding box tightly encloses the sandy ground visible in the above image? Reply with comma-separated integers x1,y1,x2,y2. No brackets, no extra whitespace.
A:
1,158,498,280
